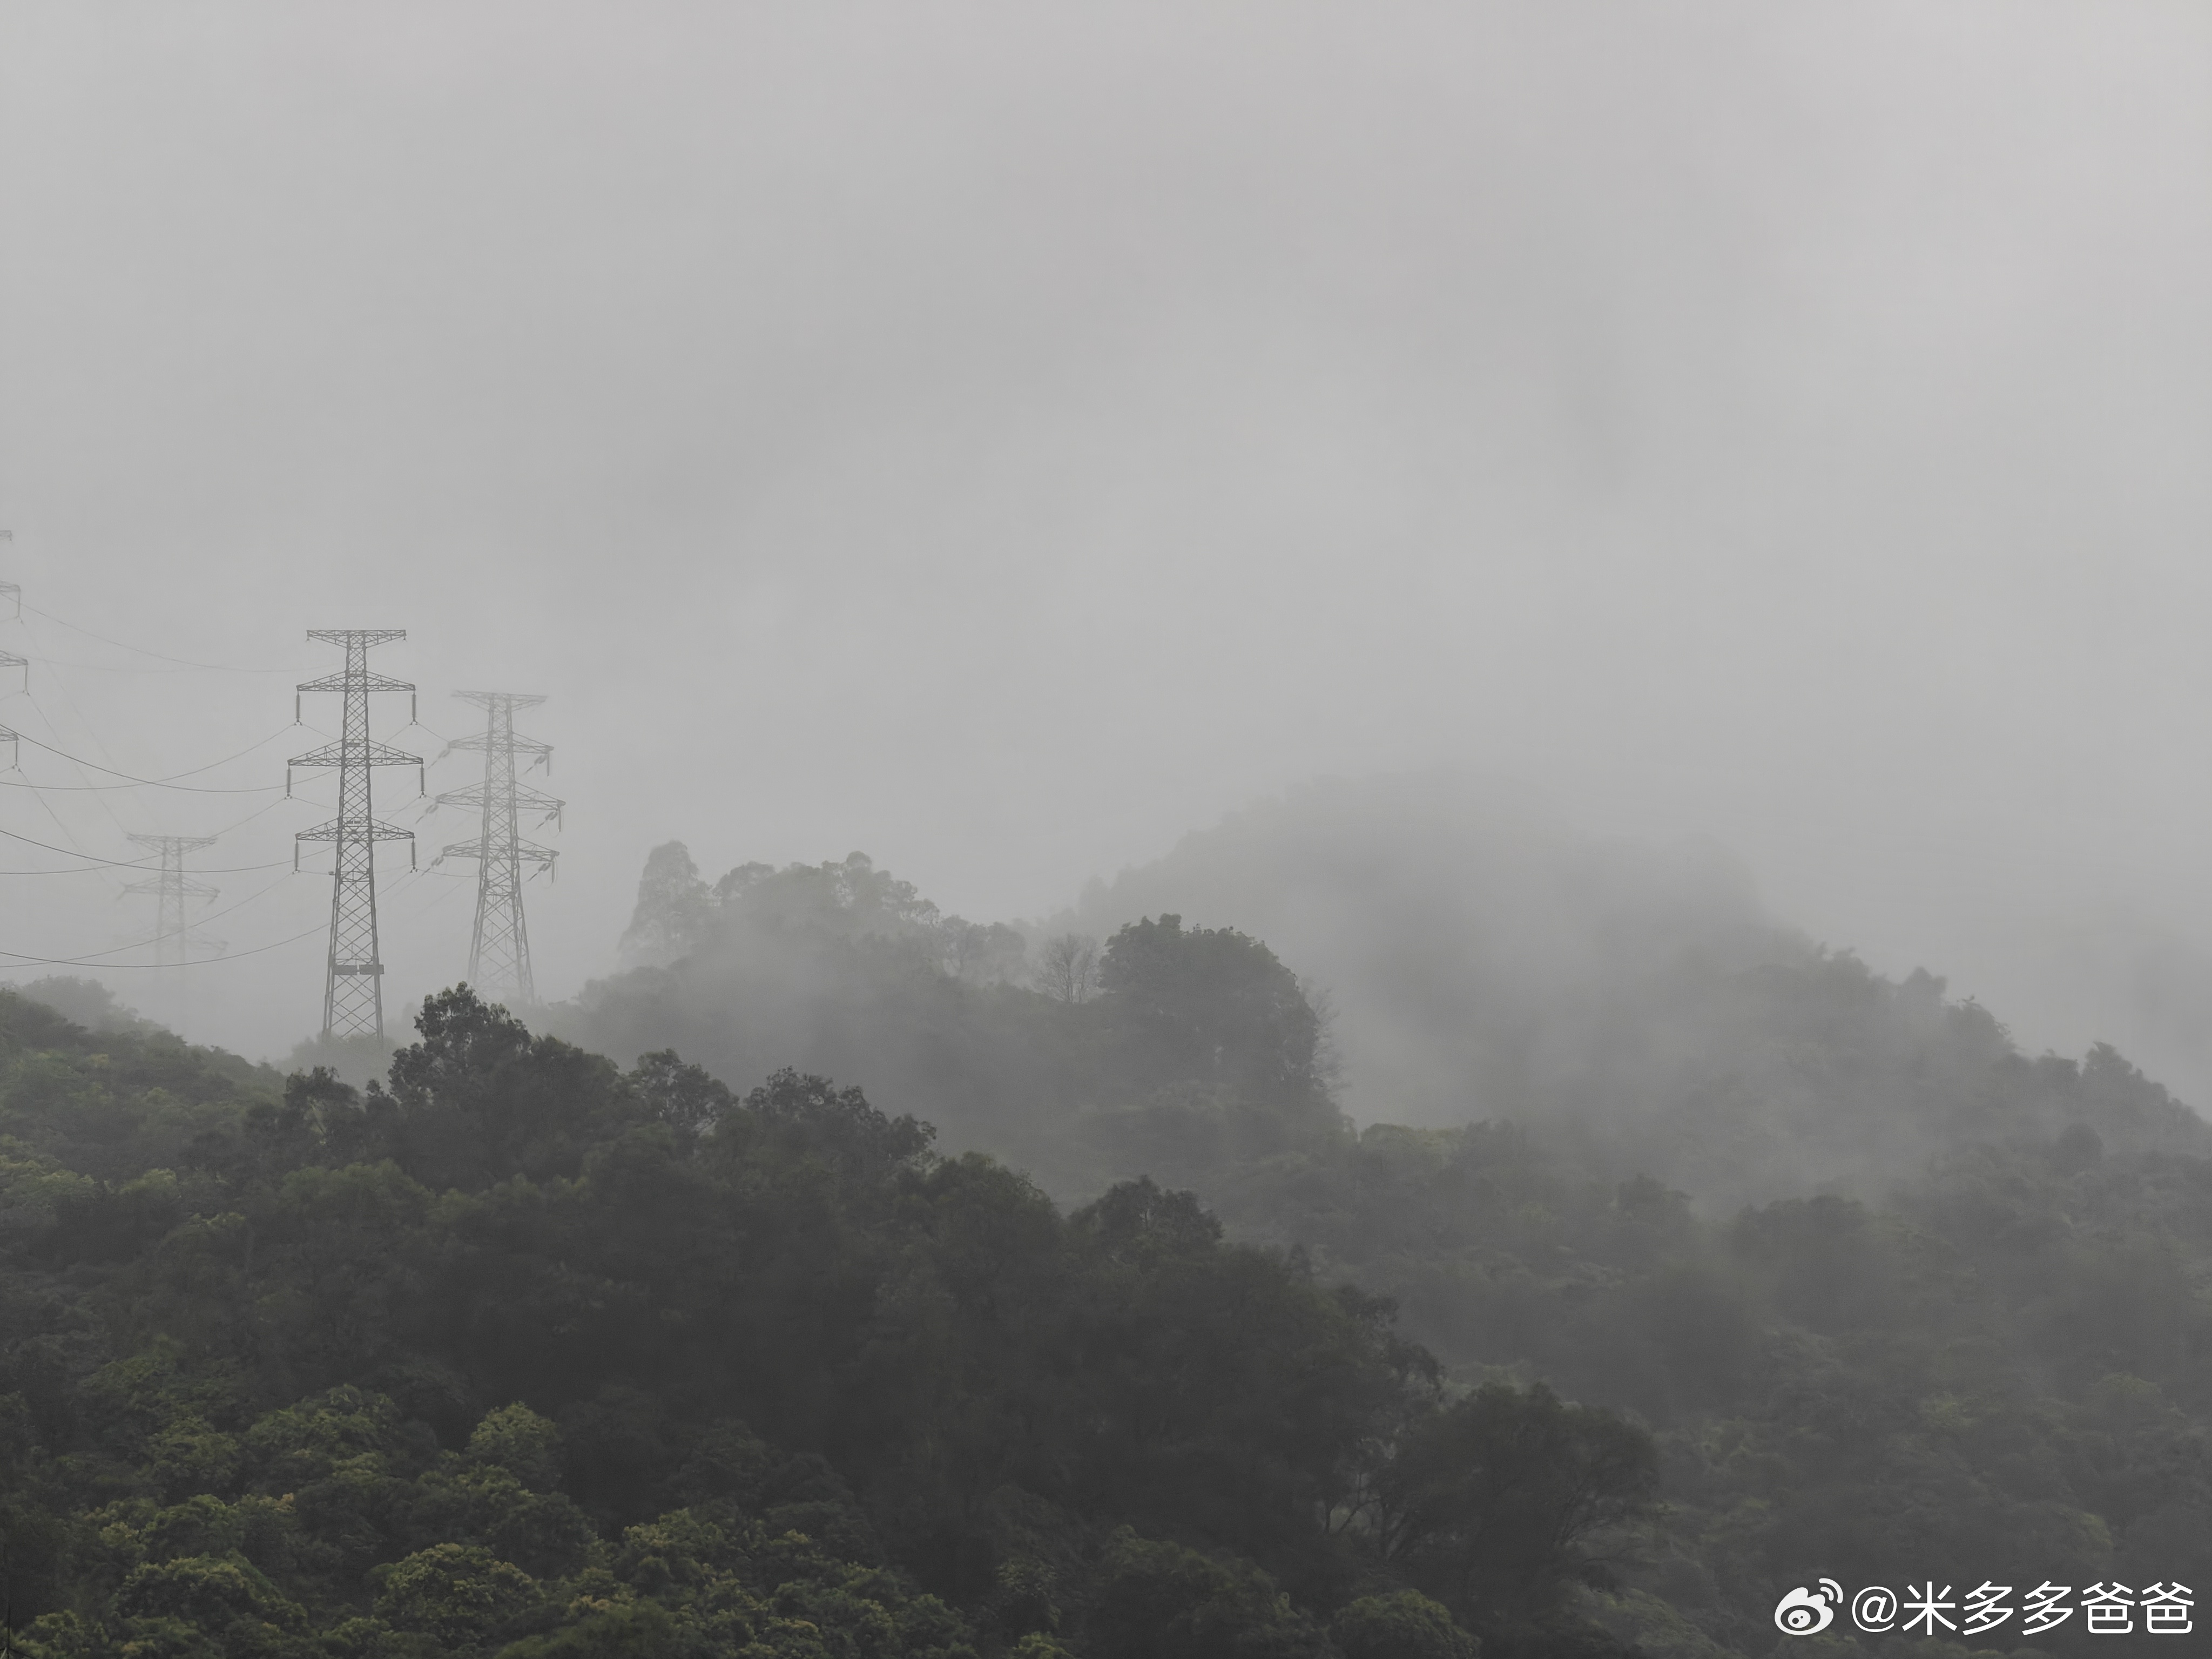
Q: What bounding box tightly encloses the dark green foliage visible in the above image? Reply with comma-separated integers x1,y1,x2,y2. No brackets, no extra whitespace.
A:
1094,914,1324,1105
1377,1384,1655,1627
1159,1090,2212,1656
16,855,2205,1659
1330,1590,1478,1659
0,986,1519,1658
1082,1530,1332,1659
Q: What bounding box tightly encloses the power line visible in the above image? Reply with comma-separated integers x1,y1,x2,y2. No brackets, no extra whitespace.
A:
11,656,295,676
0,824,292,873
0,869,427,970
0,770,332,874
33,867,292,963
0,707,126,891
0,726,295,792
202,790,310,843
19,602,311,675
19,683,139,845
0,589,488,988
177,867,301,934
0,773,280,795
0,918,328,969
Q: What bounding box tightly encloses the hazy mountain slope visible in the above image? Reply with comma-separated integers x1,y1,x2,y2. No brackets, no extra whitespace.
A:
554,851,1076,1175
568,784,2211,1210
1056,775,1803,1131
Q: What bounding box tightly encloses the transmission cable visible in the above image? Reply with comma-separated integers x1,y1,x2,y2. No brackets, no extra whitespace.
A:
0,824,294,873
0,700,128,893
15,682,139,844
0,727,294,792
0,919,327,969
9,869,302,964
19,603,312,675
0,868,434,969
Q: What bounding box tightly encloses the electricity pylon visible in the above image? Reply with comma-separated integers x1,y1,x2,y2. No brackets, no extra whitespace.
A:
123,834,220,965
433,691,560,1008
1,568,19,764
1,571,23,692
291,630,421,1040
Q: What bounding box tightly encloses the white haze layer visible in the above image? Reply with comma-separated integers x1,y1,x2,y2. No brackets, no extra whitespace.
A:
1,4,2208,1103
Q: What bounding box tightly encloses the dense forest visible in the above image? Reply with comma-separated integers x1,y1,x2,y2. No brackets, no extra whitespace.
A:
6,839,2212,1658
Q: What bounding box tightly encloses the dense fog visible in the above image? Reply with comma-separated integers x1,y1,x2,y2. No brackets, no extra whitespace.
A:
3,7,2211,1659
3,3,2210,1096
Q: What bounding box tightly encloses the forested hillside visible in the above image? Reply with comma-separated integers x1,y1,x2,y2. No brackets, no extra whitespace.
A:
558,846,2212,1656
0,983,1624,1658
8,851,2212,1658
564,835,2210,1211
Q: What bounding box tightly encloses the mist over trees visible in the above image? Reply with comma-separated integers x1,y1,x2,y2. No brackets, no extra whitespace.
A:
567,785,2208,1212
9,800,2212,1657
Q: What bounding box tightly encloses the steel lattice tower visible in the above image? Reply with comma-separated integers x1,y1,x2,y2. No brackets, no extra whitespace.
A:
434,691,560,1008
123,834,220,966
291,630,421,1039
2,575,22,743
2,571,22,732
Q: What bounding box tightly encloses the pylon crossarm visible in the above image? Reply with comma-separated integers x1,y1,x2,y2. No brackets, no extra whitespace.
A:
453,690,547,709
306,628,406,648
296,670,415,695
448,734,552,758
295,820,416,843
289,739,423,768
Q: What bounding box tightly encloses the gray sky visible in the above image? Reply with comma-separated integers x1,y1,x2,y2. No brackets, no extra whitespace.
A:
4,3,2211,1094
